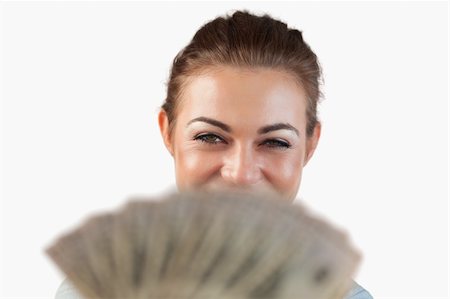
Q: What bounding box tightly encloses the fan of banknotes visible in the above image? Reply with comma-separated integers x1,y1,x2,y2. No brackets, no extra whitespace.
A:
46,190,361,299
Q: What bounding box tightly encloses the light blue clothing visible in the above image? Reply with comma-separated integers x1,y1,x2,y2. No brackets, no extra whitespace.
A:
54,277,373,299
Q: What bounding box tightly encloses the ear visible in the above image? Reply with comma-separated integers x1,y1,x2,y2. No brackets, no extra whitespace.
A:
158,109,174,156
304,122,321,166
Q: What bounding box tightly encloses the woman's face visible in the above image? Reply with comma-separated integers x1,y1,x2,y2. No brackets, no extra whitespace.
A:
158,66,320,202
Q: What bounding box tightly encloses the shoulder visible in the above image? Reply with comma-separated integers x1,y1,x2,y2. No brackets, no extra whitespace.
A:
54,279,84,299
344,280,373,299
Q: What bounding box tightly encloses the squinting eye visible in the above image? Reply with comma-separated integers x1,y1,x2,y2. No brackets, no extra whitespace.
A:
194,133,225,145
262,139,291,149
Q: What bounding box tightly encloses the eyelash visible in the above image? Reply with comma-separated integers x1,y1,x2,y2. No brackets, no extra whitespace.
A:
193,133,291,149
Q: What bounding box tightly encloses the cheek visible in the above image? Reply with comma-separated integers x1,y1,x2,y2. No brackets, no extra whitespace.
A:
174,146,222,189
263,152,304,193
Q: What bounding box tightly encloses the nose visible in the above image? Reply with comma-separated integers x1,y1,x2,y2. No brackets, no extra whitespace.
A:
220,144,262,187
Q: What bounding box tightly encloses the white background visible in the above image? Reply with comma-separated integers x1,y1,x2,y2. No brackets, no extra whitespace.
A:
0,1,448,298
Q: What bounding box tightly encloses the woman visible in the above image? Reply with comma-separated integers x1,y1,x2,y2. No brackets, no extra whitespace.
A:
55,10,372,299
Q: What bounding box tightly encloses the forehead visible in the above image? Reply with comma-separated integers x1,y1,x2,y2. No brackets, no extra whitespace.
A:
177,66,308,129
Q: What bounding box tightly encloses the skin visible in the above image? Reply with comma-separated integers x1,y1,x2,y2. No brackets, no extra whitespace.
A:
158,66,321,202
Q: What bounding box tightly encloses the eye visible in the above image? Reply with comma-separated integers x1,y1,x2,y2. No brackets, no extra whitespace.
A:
261,139,291,149
194,133,226,145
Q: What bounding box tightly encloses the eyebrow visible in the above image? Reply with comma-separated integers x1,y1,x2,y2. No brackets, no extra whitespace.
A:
186,117,299,136
187,117,231,132
257,123,299,136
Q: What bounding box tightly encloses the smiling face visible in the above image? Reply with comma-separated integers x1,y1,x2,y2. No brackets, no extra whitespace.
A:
158,66,321,202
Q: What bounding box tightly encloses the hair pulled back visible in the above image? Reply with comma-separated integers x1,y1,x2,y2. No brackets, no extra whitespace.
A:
162,10,322,137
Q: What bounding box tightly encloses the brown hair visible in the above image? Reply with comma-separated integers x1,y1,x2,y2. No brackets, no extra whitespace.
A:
162,10,322,137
